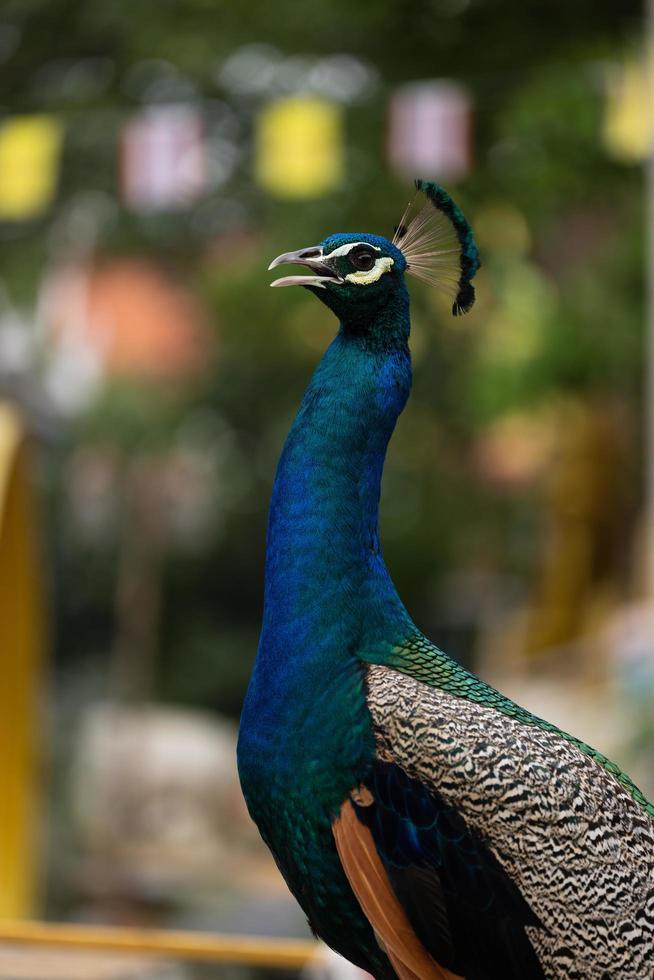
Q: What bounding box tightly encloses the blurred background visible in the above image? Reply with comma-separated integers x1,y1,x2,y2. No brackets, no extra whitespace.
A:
1,0,654,976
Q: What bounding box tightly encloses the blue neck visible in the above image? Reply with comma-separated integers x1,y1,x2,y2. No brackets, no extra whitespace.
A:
261,294,413,663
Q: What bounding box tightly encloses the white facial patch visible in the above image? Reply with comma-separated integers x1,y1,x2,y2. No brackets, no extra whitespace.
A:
345,257,394,285
324,241,394,286
325,241,381,258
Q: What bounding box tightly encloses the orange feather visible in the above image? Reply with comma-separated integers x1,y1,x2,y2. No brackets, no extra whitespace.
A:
333,795,463,980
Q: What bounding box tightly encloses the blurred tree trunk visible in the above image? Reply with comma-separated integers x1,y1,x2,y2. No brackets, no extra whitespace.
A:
111,460,165,701
524,397,631,657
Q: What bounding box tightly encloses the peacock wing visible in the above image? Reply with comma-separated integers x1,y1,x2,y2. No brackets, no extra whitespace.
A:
333,761,545,980
333,789,459,980
356,650,654,979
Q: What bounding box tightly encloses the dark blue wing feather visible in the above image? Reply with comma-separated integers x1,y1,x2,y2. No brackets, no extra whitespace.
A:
354,761,546,980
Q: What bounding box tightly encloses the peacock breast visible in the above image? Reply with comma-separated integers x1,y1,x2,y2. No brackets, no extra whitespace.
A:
237,645,378,957
237,643,374,846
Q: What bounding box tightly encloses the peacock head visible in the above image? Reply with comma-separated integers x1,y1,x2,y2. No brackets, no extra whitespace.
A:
269,233,407,321
268,180,480,322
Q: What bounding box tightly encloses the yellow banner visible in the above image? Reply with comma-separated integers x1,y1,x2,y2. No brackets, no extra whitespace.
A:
603,58,653,163
255,97,343,199
0,115,63,220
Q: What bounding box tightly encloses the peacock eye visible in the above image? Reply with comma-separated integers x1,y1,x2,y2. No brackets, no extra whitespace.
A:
349,247,376,272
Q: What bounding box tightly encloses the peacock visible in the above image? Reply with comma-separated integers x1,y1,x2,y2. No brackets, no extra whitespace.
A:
236,180,654,980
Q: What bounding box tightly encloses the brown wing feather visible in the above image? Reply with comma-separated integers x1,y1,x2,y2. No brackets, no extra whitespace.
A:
333,795,463,980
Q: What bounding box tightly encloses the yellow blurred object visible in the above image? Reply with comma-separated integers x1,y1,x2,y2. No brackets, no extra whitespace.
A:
473,203,531,258
0,406,43,916
524,399,628,657
603,58,653,163
0,116,63,219
255,97,343,198
0,921,319,968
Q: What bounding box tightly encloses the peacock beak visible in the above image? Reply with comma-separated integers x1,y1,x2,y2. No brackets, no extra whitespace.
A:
268,247,343,289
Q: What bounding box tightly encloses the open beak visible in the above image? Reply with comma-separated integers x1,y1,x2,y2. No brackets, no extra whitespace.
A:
268,247,343,289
